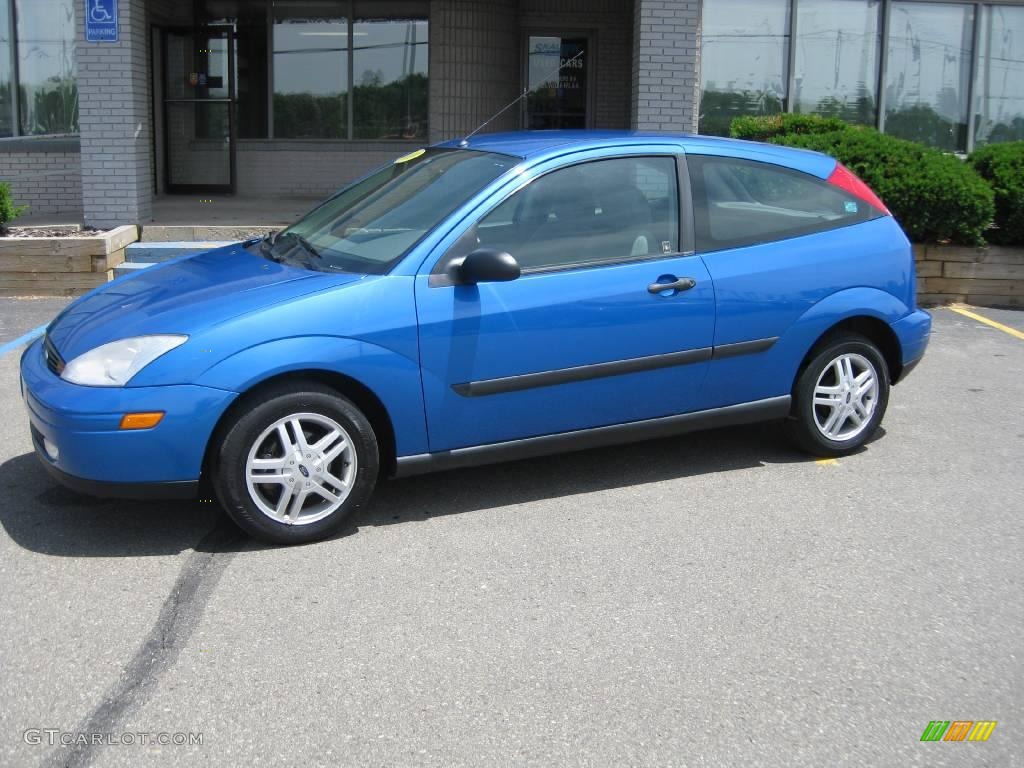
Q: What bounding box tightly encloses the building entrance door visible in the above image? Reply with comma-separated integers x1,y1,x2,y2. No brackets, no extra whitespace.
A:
523,34,591,129
163,26,235,192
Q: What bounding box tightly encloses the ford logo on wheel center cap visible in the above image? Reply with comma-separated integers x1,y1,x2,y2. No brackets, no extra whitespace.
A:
298,465,309,478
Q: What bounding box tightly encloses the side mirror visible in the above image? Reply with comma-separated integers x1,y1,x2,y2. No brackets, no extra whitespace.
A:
456,248,521,285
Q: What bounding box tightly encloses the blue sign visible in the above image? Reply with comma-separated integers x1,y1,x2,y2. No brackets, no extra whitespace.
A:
84,0,118,43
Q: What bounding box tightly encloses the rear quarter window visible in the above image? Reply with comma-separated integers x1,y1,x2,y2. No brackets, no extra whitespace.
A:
688,155,881,252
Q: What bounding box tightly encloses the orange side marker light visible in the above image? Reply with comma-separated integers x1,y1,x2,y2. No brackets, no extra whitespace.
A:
119,412,165,430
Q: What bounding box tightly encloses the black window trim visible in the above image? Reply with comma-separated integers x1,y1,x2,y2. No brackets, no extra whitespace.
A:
686,153,882,254
428,152,696,288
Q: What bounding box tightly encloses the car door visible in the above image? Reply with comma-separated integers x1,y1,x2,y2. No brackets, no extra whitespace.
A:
414,150,716,452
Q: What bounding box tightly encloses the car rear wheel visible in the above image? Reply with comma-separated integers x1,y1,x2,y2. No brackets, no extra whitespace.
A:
788,334,890,457
212,384,379,544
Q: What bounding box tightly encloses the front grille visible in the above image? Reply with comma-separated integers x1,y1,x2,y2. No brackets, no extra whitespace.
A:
43,334,65,376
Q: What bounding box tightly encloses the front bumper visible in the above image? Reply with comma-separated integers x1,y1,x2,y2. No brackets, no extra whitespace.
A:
891,308,932,383
20,337,237,494
32,448,199,498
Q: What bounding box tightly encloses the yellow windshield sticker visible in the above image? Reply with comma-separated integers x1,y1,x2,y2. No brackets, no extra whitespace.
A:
394,148,426,164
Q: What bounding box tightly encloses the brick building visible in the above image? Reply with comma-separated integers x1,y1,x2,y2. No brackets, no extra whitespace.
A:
1,0,1022,228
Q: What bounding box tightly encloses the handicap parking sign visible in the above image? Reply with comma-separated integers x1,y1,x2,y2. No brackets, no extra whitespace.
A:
85,0,118,43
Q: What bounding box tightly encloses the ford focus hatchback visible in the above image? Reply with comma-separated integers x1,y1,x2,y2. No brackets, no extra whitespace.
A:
20,131,931,544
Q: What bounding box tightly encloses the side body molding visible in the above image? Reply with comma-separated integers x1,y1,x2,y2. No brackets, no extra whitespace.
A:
450,338,780,397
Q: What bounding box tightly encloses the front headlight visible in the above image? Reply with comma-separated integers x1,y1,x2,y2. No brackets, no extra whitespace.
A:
61,335,188,387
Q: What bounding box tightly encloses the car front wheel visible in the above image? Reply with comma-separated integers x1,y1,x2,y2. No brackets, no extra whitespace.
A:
212,383,379,544
788,334,890,457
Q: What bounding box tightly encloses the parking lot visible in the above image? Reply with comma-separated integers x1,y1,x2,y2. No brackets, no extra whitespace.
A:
0,297,1020,767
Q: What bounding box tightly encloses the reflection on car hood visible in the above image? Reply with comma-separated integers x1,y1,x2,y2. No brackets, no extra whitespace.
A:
47,243,363,360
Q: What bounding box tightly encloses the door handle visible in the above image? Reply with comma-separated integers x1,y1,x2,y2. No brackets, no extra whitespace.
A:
648,277,696,294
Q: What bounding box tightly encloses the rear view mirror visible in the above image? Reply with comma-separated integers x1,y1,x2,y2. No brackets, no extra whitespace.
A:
457,248,521,285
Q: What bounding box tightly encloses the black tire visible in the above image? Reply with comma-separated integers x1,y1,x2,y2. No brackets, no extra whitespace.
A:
212,382,379,545
787,333,890,457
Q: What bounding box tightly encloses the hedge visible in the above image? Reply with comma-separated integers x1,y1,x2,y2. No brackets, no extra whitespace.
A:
729,113,850,143
968,142,1024,245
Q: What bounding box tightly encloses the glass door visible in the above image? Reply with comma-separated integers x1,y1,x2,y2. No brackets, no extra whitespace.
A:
523,34,590,129
163,26,235,192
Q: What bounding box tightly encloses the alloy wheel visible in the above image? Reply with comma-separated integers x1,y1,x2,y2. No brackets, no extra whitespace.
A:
244,412,357,525
812,352,879,442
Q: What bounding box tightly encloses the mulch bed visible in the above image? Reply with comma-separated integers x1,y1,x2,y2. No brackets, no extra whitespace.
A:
1,225,106,238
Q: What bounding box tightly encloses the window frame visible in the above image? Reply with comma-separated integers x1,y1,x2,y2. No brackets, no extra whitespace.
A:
1,0,78,138
265,0,428,141
687,153,882,253
429,152,695,288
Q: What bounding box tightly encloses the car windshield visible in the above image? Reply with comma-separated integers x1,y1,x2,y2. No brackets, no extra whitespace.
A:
255,148,518,274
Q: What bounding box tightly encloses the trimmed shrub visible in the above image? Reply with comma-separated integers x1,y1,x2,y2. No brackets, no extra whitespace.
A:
769,130,994,245
729,113,851,143
968,142,1024,245
0,182,27,232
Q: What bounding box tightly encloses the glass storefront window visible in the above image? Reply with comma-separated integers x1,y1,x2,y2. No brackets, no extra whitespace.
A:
974,5,1024,146
352,16,427,139
15,0,77,135
202,1,432,141
273,1,349,139
0,0,12,137
525,35,588,130
793,0,880,125
699,0,790,136
884,2,974,152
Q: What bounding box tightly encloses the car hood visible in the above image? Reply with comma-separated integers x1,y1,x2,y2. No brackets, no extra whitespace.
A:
47,243,363,360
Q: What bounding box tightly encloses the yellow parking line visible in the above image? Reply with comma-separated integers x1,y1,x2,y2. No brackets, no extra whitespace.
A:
948,304,1024,341
815,458,839,466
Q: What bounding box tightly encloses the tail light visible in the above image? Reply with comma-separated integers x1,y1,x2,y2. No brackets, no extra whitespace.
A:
827,162,890,216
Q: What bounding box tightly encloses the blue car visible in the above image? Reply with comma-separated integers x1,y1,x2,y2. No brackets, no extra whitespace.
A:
20,131,931,544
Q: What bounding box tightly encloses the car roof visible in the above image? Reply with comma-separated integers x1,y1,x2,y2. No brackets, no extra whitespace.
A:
433,130,837,179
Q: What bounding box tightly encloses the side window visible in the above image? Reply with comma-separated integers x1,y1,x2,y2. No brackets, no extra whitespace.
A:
688,155,879,252
469,156,680,272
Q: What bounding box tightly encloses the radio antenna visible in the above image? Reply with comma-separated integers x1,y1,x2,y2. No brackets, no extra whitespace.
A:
458,47,585,147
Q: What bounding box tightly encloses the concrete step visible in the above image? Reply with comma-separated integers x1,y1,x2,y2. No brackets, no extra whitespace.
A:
140,225,274,242
112,261,156,279
125,240,238,263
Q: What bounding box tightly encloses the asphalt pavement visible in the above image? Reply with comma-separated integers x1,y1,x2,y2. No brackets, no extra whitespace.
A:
0,297,1020,767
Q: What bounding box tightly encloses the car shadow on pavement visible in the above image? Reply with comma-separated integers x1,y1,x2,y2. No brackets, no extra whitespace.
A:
351,421,876,530
0,452,226,557
0,421,877,556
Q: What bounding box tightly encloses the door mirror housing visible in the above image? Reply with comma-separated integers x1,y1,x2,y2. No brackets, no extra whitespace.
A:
456,248,521,285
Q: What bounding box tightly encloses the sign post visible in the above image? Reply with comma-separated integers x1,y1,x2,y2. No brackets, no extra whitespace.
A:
84,0,118,43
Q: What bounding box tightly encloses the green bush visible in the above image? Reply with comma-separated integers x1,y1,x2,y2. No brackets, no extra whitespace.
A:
729,113,851,143
0,182,27,232
698,91,784,137
968,142,1024,245
769,129,994,245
